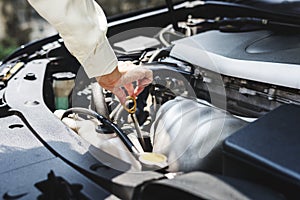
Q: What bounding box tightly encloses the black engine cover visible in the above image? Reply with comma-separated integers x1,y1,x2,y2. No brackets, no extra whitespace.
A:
223,104,300,199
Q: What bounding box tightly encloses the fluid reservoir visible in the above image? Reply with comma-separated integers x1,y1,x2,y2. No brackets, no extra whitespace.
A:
52,72,76,110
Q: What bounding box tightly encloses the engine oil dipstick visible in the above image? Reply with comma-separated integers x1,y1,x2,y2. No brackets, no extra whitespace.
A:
124,96,147,151
61,107,168,170
123,96,137,114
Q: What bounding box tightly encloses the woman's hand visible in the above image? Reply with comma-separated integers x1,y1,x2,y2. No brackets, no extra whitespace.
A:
96,61,153,104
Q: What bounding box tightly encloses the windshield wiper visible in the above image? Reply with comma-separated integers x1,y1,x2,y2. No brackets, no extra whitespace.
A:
165,0,179,31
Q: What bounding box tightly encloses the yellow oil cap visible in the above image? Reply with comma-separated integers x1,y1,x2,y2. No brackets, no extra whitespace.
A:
139,152,168,170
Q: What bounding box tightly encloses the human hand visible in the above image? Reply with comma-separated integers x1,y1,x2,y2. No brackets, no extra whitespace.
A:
96,61,153,104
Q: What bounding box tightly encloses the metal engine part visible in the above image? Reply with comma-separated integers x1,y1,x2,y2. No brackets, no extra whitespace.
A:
151,96,248,173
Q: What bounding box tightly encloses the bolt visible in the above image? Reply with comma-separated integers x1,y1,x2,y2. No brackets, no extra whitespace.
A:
24,73,37,81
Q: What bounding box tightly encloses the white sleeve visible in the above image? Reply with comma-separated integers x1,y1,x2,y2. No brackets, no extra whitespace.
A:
27,0,118,78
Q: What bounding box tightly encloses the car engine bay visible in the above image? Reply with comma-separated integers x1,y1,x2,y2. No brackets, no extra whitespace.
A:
1,0,300,199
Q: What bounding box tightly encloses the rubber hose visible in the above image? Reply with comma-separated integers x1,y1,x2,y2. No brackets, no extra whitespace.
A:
91,82,110,120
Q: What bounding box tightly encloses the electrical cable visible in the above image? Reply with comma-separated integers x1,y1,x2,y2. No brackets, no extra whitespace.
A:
61,107,140,156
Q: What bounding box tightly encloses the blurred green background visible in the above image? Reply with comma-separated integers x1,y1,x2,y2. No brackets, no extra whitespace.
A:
0,0,173,60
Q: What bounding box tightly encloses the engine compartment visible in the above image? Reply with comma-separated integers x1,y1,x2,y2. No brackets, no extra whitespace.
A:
44,16,300,197
1,1,300,199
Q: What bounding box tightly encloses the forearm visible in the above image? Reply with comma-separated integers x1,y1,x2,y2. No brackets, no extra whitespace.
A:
27,0,118,77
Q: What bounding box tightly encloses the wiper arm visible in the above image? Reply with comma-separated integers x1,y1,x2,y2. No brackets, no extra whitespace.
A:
165,0,179,31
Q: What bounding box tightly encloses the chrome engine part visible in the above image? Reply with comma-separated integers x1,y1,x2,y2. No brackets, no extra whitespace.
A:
151,97,247,173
